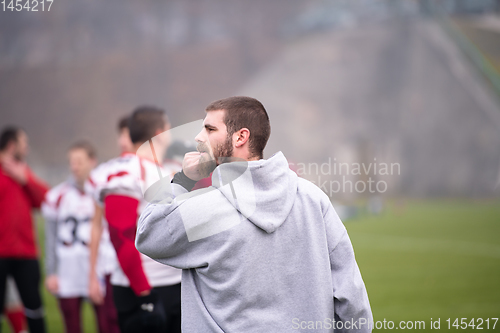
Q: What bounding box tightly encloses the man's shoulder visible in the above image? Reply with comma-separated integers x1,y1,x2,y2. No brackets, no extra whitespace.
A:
103,154,138,171
92,155,139,183
296,177,329,200
296,177,333,213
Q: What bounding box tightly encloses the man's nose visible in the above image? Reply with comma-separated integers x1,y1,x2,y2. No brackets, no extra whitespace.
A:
194,129,204,143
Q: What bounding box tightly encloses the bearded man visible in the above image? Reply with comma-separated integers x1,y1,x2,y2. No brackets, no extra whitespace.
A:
136,96,372,333
0,126,48,333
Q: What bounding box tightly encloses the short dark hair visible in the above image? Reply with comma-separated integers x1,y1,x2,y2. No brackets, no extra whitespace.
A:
117,115,130,132
206,96,270,159
0,126,22,151
69,140,97,159
128,106,168,144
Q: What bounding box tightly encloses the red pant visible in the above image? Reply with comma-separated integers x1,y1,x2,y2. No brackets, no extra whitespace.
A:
58,275,120,333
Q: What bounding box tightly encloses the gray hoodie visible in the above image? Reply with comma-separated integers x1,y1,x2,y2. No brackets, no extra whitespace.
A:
136,152,372,332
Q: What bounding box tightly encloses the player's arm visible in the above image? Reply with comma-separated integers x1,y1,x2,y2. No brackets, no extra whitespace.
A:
41,200,59,295
105,194,151,296
88,202,104,304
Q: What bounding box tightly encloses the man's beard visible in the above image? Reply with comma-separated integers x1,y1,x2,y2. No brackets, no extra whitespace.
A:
197,135,233,178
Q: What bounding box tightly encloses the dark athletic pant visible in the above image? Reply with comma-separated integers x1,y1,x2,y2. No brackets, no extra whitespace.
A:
113,283,181,333
0,258,46,333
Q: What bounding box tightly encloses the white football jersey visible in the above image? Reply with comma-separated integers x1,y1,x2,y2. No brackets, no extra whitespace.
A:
89,153,182,288
42,180,105,298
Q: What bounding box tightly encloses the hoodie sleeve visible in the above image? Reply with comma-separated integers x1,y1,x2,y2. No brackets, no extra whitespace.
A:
136,182,241,269
323,203,373,333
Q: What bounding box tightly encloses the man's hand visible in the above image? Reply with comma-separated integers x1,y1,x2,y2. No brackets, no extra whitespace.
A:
1,156,28,185
182,152,207,181
45,275,59,295
88,274,104,305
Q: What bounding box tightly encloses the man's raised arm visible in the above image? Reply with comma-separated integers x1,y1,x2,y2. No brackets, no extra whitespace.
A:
136,179,239,270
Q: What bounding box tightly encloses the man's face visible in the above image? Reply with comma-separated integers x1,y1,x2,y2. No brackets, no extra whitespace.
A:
68,149,95,184
117,128,133,154
195,110,233,176
13,131,29,161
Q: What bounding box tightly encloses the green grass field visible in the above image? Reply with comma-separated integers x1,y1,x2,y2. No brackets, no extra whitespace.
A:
2,199,499,332
347,199,500,332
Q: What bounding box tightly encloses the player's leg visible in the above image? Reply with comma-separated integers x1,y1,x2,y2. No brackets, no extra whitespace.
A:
99,275,120,333
93,292,120,333
58,297,82,333
4,276,28,333
154,283,181,333
10,259,45,333
93,283,121,333
5,309,27,333
92,300,108,333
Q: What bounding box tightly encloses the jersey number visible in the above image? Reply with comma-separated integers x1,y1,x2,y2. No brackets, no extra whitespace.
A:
60,216,90,247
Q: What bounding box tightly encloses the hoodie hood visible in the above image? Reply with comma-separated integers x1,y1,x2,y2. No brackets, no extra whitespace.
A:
211,151,298,233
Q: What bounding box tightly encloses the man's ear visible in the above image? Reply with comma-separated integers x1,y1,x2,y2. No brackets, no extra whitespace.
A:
234,128,250,148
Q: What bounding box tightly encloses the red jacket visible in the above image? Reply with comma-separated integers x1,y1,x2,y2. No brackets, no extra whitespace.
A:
0,164,48,258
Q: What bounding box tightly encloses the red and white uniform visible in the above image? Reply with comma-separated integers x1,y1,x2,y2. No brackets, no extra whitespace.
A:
89,153,182,294
42,180,114,298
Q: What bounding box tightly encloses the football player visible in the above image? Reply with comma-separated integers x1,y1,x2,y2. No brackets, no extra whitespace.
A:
88,107,182,333
42,141,113,333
